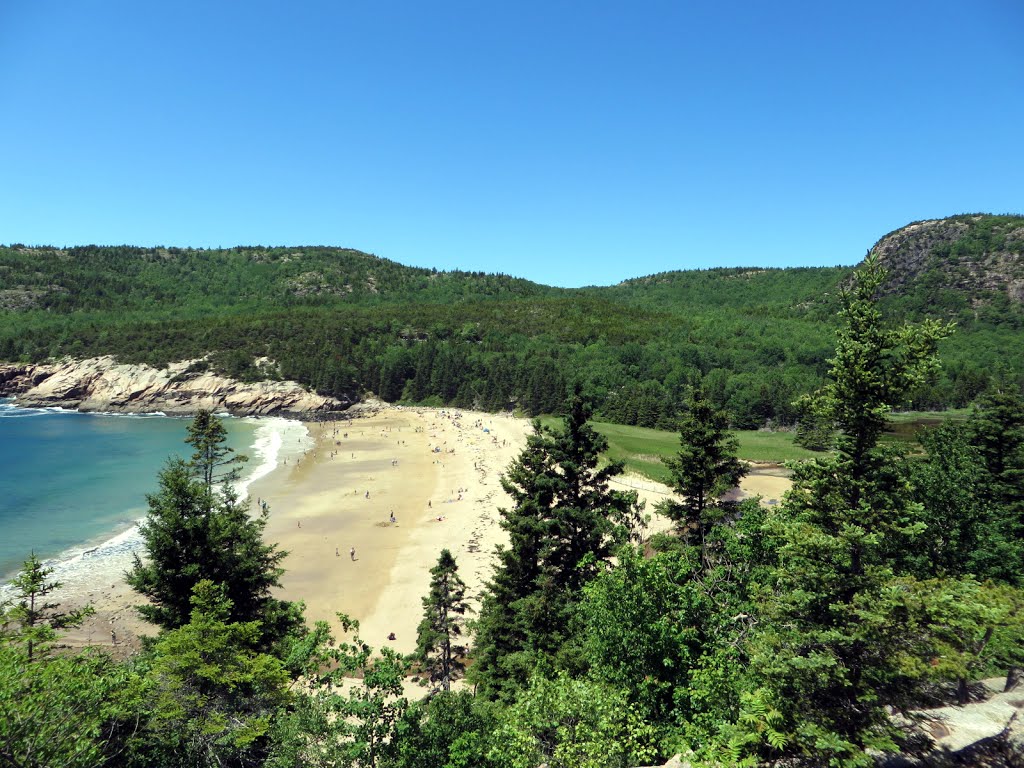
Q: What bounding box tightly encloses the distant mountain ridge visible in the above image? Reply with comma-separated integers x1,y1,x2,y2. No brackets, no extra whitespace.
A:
1,214,1022,427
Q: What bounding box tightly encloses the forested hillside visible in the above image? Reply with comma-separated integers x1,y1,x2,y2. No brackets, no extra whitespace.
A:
8,261,1024,767
2,214,1022,425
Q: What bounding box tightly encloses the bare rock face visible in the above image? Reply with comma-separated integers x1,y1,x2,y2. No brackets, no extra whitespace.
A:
0,357,351,418
868,215,1024,304
881,683,1024,767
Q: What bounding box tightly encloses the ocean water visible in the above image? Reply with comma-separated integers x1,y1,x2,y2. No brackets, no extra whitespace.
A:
0,398,310,580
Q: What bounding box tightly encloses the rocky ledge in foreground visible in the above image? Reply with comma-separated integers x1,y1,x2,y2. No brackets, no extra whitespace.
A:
0,356,351,418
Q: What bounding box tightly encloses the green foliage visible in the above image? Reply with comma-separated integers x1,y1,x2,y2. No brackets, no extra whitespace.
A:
186,408,248,491
126,457,291,641
392,691,498,768
579,546,706,733
1,553,93,661
415,549,470,692
0,642,137,768
736,256,956,765
793,401,835,451
968,387,1024,508
471,394,643,699
658,390,747,553
267,614,409,768
488,672,659,768
130,580,290,767
3,229,1020,426
903,423,991,579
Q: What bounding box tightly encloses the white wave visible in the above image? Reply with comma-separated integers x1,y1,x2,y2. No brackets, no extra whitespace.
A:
0,521,145,602
232,417,311,499
0,401,77,417
0,414,312,599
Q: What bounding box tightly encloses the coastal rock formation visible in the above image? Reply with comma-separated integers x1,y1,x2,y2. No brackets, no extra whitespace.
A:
0,356,351,417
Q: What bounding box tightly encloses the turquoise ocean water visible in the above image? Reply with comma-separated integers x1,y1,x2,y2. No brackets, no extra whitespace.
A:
0,398,261,578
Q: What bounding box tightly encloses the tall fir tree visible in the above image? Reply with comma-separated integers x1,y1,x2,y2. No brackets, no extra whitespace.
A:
471,391,642,699
658,388,747,567
734,256,956,765
415,549,470,692
186,408,248,492
127,415,293,642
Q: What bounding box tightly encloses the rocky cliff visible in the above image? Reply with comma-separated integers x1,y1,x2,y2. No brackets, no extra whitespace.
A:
868,214,1024,304
0,356,351,417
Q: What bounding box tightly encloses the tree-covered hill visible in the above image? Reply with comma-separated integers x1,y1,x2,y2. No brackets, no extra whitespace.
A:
1,214,1022,426
0,244,558,313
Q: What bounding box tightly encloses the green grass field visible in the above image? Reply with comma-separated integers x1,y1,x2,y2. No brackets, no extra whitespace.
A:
538,409,972,483
539,417,820,483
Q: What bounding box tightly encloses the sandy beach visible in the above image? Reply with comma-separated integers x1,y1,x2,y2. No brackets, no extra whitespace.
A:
49,406,791,659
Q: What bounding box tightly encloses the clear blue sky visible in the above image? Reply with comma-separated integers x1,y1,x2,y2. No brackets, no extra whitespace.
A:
1,2,1021,287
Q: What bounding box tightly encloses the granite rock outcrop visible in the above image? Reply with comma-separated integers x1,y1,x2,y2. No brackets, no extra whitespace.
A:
0,357,351,418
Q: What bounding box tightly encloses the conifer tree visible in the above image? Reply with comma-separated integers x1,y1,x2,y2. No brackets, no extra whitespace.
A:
659,389,746,566
416,549,470,692
186,408,248,492
471,391,642,699
969,386,1024,510
127,455,290,641
1,553,93,661
139,580,290,767
736,256,955,765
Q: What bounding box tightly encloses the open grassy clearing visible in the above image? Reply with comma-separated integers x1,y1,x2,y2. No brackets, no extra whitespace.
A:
537,409,973,483
539,417,820,483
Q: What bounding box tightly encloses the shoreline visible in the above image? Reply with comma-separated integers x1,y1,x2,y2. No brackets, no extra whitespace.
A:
12,403,783,662
0,413,311,657
0,415,308,586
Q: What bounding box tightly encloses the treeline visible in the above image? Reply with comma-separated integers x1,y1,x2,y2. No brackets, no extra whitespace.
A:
5,257,1024,767
2,216,1024,428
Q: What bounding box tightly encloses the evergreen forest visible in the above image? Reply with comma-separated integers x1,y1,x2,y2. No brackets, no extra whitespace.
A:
2,213,1023,428
4,255,1024,767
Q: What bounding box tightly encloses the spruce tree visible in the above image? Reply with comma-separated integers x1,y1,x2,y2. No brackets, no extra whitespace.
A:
968,387,1024,509
659,389,746,566
471,392,641,699
736,256,955,765
415,549,470,692
186,408,248,492
128,414,292,642
1,553,93,661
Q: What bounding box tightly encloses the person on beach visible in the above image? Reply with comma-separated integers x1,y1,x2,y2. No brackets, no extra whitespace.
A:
350,546,356,561
390,512,397,524
335,547,339,557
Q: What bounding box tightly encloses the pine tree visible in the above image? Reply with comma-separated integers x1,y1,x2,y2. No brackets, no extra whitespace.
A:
126,457,290,641
968,386,1024,509
186,408,248,492
1,553,93,661
737,256,955,765
658,389,746,566
416,549,470,692
139,580,290,767
471,391,642,699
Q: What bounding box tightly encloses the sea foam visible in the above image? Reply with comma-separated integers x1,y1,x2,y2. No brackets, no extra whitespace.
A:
0,415,312,601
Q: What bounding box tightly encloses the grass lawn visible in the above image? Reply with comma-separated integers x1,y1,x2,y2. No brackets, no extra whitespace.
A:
539,417,821,483
537,408,971,483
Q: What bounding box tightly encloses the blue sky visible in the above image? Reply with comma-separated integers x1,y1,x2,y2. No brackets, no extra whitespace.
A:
1,1,1021,287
